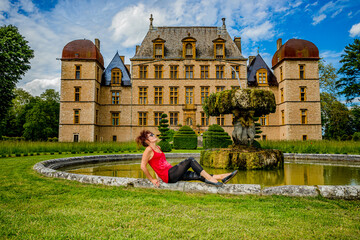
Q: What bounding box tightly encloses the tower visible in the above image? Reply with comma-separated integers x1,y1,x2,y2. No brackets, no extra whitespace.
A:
59,39,104,142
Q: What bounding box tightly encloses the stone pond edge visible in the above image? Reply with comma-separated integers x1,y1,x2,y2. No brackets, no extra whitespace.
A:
33,153,360,200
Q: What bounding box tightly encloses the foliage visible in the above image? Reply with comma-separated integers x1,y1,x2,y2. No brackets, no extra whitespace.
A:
0,25,34,125
320,92,353,140
203,89,276,118
350,105,360,133
203,124,232,149
353,132,360,141
336,38,360,102
173,125,197,149
157,113,171,152
318,59,338,96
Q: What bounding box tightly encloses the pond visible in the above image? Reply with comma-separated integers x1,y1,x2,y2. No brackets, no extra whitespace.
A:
60,158,360,187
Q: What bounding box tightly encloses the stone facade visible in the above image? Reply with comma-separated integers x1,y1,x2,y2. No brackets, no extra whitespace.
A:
59,19,322,142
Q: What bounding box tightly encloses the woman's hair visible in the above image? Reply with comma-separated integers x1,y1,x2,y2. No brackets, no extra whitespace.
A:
136,130,152,147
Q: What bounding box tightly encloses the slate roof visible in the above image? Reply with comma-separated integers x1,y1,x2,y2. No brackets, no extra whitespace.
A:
102,52,131,86
131,26,245,60
247,54,278,86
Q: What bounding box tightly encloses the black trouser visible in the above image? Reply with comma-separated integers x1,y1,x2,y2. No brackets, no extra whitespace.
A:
168,157,205,183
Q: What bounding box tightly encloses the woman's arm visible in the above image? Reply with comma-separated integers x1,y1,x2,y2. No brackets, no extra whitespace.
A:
140,148,160,187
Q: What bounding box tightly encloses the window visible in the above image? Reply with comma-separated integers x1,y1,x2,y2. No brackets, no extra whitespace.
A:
154,87,163,105
96,110,98,124
185,43,193,58
74,87,80,102
170,65,178,79
113,135,117,142
201,66,209,79
201,87,209,104
96,66,100,81
300,87,306,101
231,86,240,90
217,115,225,126
185,65,193,79
170,87,178,105
201,112,209,126
185,87,194,104
170,112,178,126
74,110,80,124
139,65,148,79
301,109,307,124
259,115,269,126
75,65,81,79
232,65,240,79
138,87,148,104
280,66,283,81
186,117,193,126
281,110,285,125
96,88,99,102
262,135,267,141
216,86,225,92
216,65,224,79
155,65,163,79
111,68,121,84
299,65,305,79
112,112,120,126
138,112,147,126
112,91,120,104
73,134,79,142
215,43,224,58
280,88,284,103
154,112,163,126
256,68,267,85
154,44,163,58
302,135,307,141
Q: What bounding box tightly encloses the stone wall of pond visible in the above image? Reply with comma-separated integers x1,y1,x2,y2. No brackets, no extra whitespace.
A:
33,153,360,200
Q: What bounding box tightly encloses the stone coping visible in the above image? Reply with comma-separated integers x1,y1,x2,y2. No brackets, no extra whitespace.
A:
33,153,360,200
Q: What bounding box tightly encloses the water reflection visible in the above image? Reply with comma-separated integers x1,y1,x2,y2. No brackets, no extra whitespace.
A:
62,158,360,187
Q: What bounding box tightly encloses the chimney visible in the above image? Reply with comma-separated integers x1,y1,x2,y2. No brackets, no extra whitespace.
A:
277,38,282,50
95,38,100,51
248,56,256,65
135,45,140,54
222,18,226,30
120,56,125,62
234,37,241,53
125,64,130,72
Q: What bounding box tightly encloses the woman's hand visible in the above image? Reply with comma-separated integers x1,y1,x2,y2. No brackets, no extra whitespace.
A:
151,179,160,187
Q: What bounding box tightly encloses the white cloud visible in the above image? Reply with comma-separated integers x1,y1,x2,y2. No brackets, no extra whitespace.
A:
21,77,60,96
0,0,10,12
241,21,274,42
331,8,342,18
312,14,326,25
349,22,360,37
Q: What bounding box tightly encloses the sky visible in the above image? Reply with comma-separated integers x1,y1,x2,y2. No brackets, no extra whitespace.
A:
1,0,360,101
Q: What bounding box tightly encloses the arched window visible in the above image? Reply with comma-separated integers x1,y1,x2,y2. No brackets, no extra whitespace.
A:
186,117,193,126
256,68,267,86
186,43,193,57
111,68,121,84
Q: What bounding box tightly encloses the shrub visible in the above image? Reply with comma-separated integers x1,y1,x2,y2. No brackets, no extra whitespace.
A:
157,113,172,152
352,132,360,141
173,126,197,149
203,124,232,149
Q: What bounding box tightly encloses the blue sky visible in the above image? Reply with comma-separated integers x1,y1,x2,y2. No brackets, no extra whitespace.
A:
1,0,360,100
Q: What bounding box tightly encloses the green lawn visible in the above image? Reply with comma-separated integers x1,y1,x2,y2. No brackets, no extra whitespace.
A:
1,153,359,239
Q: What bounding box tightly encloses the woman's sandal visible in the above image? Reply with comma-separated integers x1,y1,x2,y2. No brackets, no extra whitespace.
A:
204,179,223,187
222,170,238,184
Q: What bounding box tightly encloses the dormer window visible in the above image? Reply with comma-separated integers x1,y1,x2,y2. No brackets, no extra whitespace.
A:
256,68,268,86
111,68,122,85
152,37,165,59
182,34,196,59
213,36,226,59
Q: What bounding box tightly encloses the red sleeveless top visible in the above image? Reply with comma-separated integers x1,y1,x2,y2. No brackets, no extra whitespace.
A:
148,146,173,183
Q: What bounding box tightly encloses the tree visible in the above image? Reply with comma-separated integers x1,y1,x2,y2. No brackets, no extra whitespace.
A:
319,59,338,96
0,25,34,125
157,113,172,152
350,105,360,133
336,39,360,102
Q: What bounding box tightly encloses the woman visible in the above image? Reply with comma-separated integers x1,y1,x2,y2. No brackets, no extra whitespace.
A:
136,130,238,187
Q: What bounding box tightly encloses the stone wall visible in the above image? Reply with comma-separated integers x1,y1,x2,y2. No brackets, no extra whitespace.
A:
33,153,360,199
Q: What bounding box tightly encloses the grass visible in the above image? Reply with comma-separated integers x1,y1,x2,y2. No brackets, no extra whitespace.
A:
0,153,360,239
259,140,360,155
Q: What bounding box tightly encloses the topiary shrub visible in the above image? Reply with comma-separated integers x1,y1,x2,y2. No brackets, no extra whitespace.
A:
203,124,232,149
173,126,197,149
157,113,172,152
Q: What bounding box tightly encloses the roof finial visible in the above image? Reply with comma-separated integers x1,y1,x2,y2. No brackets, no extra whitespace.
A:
149,14,153,30
222,18,226,29
257,46,259,54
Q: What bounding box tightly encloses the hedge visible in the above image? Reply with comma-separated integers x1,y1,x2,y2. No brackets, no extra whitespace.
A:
203,124,232,149
173,126,197,149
